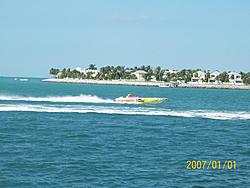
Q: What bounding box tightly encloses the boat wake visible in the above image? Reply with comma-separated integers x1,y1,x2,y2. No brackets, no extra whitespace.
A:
0,104,249,120
0,95,114,104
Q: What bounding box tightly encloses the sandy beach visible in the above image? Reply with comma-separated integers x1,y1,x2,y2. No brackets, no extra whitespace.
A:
42,78,250,90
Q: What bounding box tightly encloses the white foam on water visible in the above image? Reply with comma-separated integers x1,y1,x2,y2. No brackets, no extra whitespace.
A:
0,104,249,120
0,95,114,104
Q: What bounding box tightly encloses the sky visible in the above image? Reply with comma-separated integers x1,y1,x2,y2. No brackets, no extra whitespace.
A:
0,0,250,77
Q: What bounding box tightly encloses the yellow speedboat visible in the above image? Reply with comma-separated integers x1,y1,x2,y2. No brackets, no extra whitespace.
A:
114,94,167,103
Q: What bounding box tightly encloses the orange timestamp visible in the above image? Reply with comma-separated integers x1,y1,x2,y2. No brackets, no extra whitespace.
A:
186,160,237,170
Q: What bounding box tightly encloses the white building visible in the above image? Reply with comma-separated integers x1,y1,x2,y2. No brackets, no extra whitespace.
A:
191,71,206,83
125,69,133,73
74,67,99,77
132,70,147,81
208,71,221,83
84,69,99,77
56,72,62,78
228,72,243,84
75,67,84,73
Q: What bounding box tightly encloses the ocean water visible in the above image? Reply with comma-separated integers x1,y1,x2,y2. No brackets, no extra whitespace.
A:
0,77,249,187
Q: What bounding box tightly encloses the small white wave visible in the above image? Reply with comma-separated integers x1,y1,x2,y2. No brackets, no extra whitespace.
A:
0,95,114,104
19,78,29,82
0,104,249,120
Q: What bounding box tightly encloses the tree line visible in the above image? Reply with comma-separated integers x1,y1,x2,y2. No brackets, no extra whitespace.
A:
49,64,250,84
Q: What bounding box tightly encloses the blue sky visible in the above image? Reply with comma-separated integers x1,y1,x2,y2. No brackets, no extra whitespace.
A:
0,0,249,77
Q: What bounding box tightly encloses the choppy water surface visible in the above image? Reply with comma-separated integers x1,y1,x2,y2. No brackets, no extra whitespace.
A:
0,77,249,187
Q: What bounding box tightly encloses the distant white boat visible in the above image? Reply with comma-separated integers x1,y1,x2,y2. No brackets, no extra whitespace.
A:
19,78,29,82
14,78,18,80
158,84,170,88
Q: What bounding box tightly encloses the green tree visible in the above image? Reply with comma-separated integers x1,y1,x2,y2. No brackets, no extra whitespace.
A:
49,68,60,75
66,68,71,77
153,66,161,81
205,71,210,82
145,65,151,72
71,70,81,79
61,68,67,78
86,72,93,79
242,72,250,85
143,73,152,81
162,72,171,82
140,65,146,71
216,72,229,83
80,72,86,79
88,64,97,70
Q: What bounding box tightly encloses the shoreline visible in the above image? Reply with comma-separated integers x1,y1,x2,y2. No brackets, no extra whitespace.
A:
42,78,250,90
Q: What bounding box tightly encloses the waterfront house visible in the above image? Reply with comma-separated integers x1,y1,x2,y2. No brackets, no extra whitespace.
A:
191,71,206,83
228,72,243,84
132,70,147,81
56,72,62,78
208,71,221,83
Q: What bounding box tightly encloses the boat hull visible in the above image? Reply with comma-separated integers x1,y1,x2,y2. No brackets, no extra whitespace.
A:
114,97,167,103
139,98,167,103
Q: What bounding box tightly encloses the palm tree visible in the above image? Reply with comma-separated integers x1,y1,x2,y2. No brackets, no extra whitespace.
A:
242,72,250,85
88,64,97,70
205,71,210,82
49,68,60,75
153,66,161,81
61,68,67,78
216,72,229,83
86,72,93,79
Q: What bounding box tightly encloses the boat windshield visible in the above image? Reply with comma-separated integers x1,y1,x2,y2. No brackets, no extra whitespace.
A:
127,93,136,98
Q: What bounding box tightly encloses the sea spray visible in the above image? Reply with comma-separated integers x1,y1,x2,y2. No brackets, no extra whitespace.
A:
0,95,114,103
0,104,249,120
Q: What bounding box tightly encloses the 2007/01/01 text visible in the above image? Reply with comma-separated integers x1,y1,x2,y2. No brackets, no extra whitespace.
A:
186,160,237,170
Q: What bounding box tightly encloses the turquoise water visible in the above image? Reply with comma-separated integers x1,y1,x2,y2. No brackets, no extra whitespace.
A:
0,77,249,187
